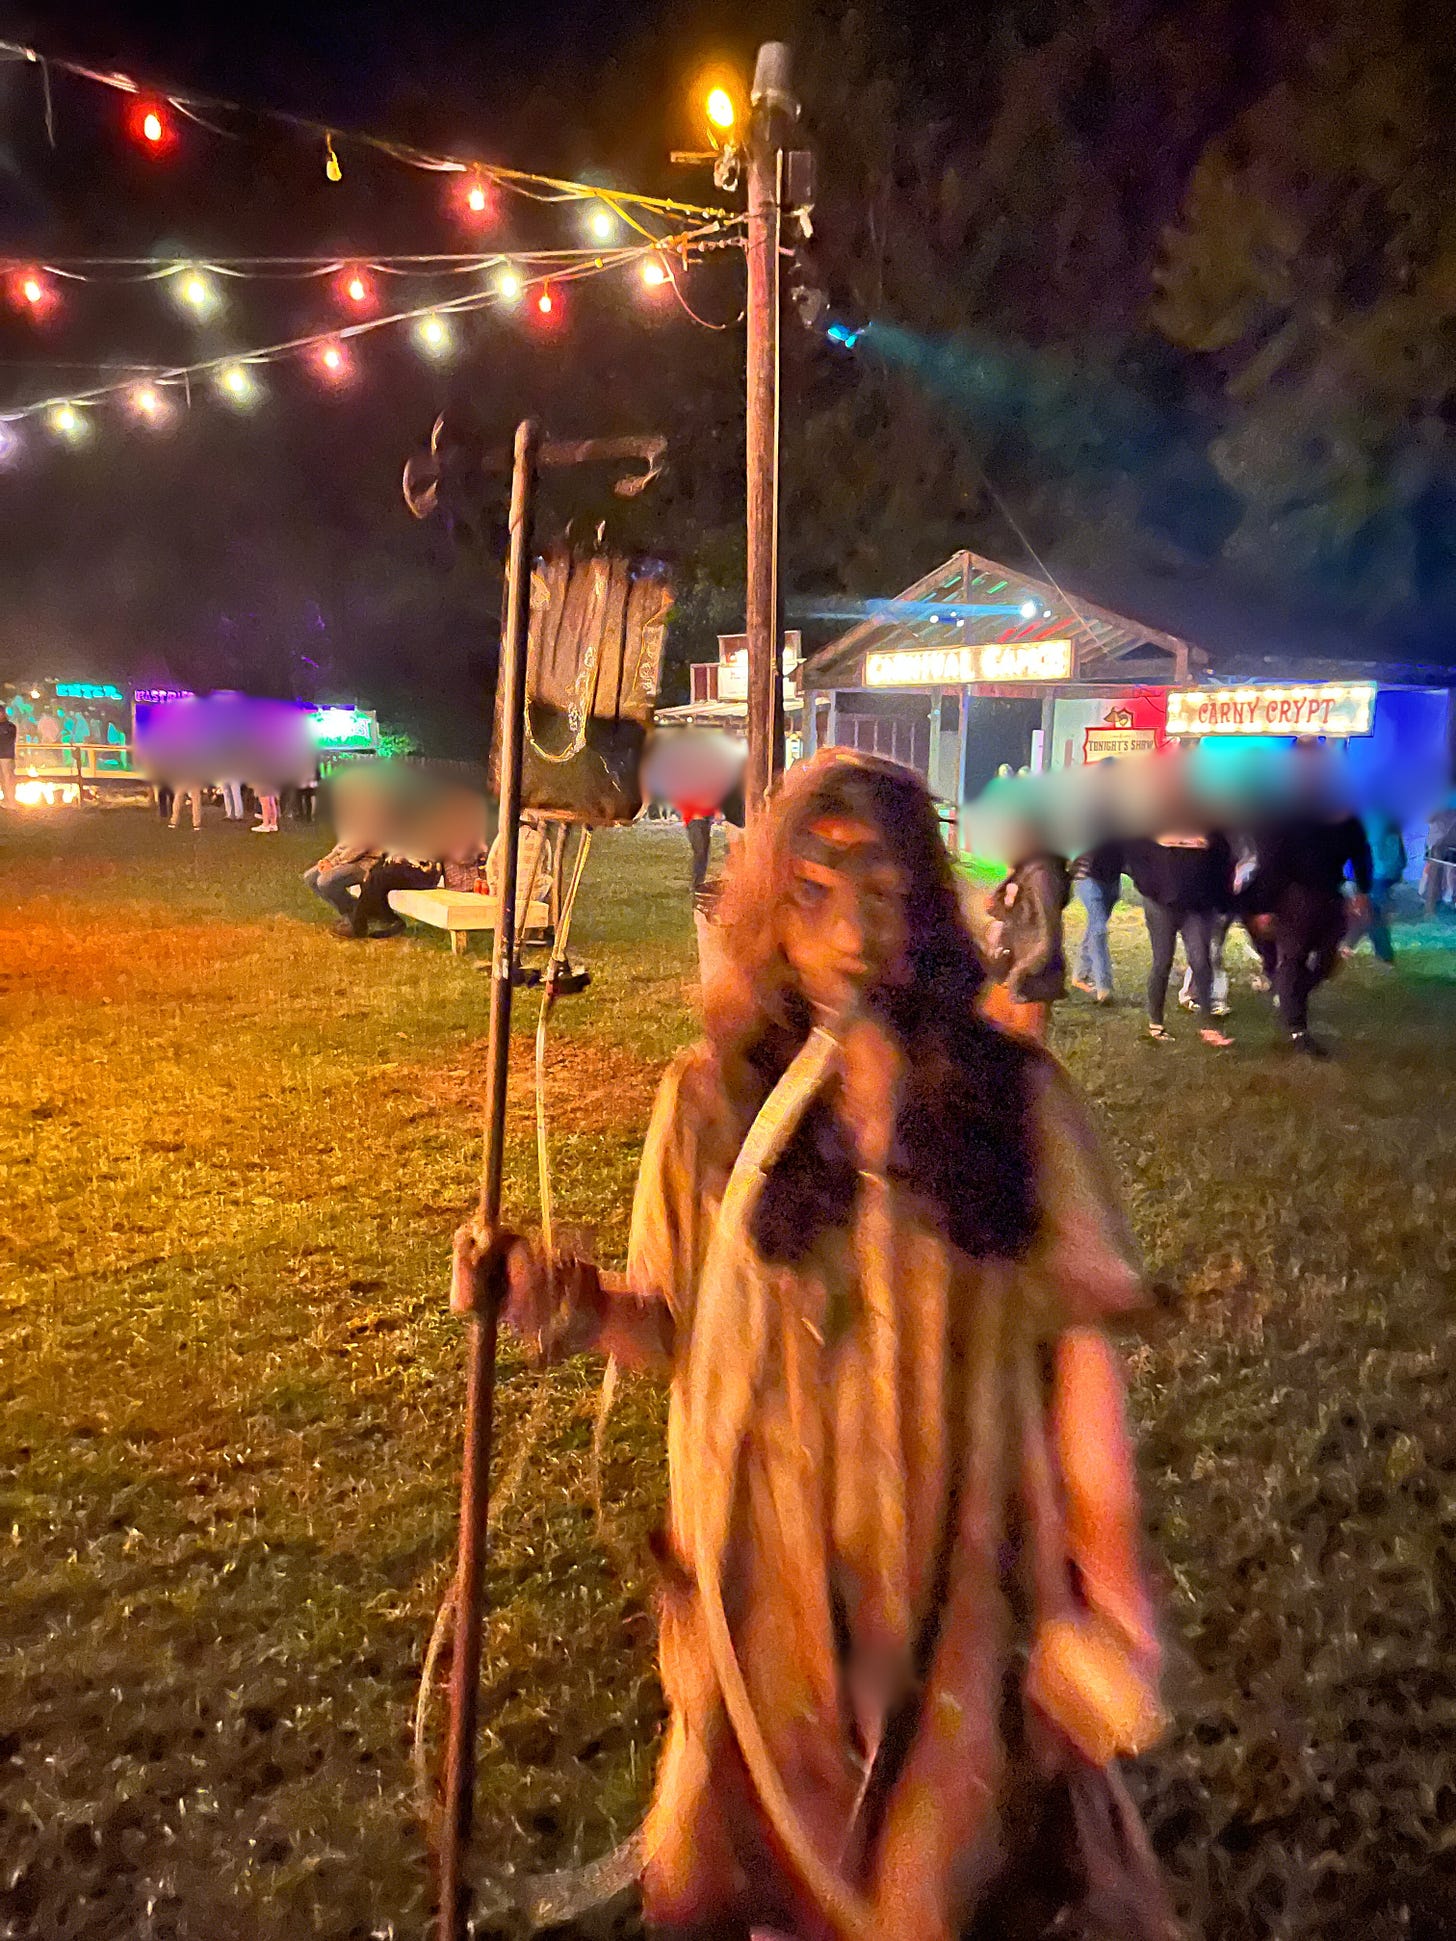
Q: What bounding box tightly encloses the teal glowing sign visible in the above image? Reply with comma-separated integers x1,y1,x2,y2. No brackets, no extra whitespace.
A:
56,682,125,701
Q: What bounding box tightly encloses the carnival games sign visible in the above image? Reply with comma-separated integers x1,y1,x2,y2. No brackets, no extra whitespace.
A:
864,639,1074,687
1166,684,1377,738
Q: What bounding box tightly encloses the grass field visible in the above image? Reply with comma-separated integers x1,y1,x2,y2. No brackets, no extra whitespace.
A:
3,806,1456,1941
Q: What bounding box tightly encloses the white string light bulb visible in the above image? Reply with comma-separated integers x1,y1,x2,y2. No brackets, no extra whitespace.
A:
415,313,451,357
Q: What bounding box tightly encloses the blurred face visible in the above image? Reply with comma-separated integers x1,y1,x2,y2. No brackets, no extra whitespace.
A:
780,814,910,1019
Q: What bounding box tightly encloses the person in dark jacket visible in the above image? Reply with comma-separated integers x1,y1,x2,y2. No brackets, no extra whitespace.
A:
981,839,1070,1044
1126,830,1235,1047
1070,838,1122,1003
1241,809,1372,1055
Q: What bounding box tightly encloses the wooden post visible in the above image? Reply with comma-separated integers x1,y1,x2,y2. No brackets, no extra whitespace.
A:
745,44,796,820
955,691,970,852
437,418,538,1941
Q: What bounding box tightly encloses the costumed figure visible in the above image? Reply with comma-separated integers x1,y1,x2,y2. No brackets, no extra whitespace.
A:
497,750,1174,1941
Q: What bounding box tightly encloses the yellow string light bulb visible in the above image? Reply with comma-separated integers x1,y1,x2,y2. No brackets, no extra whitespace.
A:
217,364,256,404
175,270,219,319
706,87,736,130
642,255,669,288
415,313,451,357
324,133,342,183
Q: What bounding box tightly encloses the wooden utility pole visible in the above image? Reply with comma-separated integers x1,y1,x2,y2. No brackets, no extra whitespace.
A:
744,42,797,819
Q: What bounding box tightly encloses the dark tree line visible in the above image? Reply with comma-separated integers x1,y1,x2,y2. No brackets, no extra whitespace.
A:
1,0,1454,755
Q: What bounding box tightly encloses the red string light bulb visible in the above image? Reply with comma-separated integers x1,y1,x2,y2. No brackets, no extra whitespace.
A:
127,97,176,154
336,266,375,311
7,267,57,319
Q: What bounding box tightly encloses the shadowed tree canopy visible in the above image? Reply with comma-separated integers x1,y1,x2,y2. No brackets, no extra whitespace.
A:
2,0,1454,755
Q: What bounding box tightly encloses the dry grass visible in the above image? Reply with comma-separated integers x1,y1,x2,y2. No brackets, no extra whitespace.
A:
2,807,1456,1939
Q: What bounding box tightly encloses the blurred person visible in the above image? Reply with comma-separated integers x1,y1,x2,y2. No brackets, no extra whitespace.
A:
154,781,175,822
481,750,1171,1941
1126,829,1235,1048
219,778,245,821
252,787,281,834
1242,770,1372,1057
337,852,440,938
685,778,747,901
1347,811,1404,964
1421,798,1456,917
1070,837,1122,1004
304,834,383,925
980,822,1070,1045
168,780,205,832
1176,835,1253,1017
0,706,16,807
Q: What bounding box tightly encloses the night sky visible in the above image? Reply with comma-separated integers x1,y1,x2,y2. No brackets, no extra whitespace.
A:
0,0,772,747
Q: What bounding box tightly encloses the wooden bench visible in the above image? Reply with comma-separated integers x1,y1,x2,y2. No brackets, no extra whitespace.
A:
386,886,553,956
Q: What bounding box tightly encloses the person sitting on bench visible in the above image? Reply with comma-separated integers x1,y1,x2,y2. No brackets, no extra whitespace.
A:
304,835,383,924
336,852,441,939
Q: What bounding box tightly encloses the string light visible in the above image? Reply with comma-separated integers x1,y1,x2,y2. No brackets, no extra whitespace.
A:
8,267,57,318
587,206,616,243
642,254,670,288
0,217,742,447
127,383,170,425
705,87,737,131
216,364,257,405
313,338,352,384
336,266,375,310
0,421,20,466
456,173,493,224
414,313,452,358
174,270,220,319
0,34,731,226
324,133,342,182
127,97,175,152
49,404,86,441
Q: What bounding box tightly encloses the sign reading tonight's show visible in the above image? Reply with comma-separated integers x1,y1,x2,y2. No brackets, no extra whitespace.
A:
1167,684,1377,738
864,639,1075,687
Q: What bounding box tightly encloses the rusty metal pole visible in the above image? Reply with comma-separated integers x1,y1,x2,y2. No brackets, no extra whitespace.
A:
437,417,539,1941
744,43,795,820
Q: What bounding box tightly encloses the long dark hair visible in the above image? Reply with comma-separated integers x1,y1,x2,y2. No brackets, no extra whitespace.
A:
707,751,1041,1265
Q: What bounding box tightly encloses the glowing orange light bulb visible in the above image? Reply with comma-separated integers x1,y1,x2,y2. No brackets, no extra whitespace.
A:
347,277,366,303
22,277,43,306
142,111,163,143
467,183,488,213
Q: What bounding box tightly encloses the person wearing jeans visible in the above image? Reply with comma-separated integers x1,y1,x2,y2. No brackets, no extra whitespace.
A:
1070,838,1122,1002
1126,831,1235,1047
304,841,381,924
